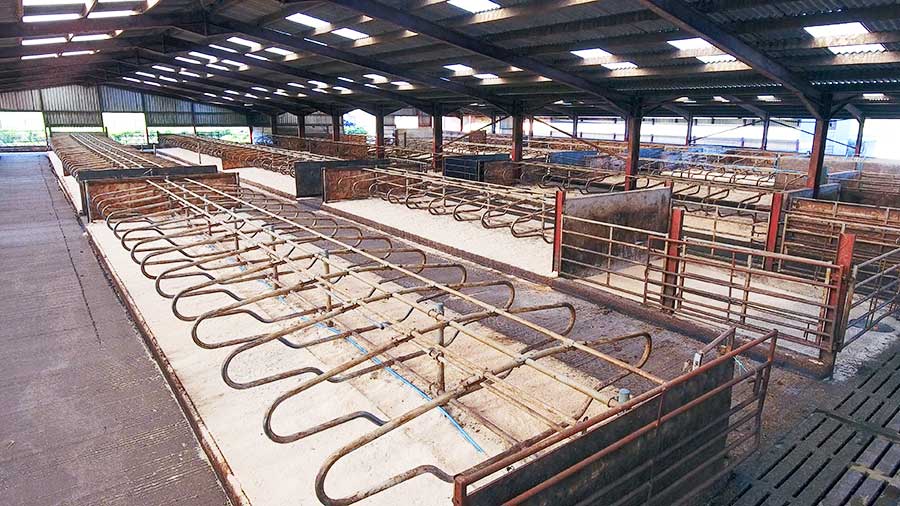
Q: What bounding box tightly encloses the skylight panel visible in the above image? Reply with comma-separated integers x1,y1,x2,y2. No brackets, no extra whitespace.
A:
61,50,94,56
179,70,200,77
23,0,84,5
804,22,868,38
135,71,155,78
338,77,355,82
175,56,202,65
188,51,217,61
696,54,737,63
245,93,259,99
209,44,238,53
285,13,330,29
152,65,175,72
21,53,58,60
21,37,68,46
251,86,269,92
473,73,499,79
447,0,500,13
204,93,217,97
264,47,295,56
158,75,178,82
332,28,367,40
391,81,412,87
122,76,141,83
863,93,888,100
287,82,306,88
570,48,611,59
244,53,269,61
444,63,474,73
224,90,240,95
602,61,637,70
713,96,730,103
674,96,694,103
87,10,136,18
220,59,247,68
757,95,779,102
227,37,262,51
304,38,328,47
667,38,712,50
364,73,388,83
828,43,885,54
333,86,352,94
308,80,328,88
206,63,230,71
71,33,112,42
23,13,81,22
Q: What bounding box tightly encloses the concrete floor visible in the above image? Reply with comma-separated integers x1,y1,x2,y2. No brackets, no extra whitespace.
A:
0,153,228,506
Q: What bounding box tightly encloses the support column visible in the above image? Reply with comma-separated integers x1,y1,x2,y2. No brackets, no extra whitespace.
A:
270,113,278,137
854,117,865,157
297,113,306,137
331,111,342,141
821,232,856,375
763,192,785,270
552,189,566,273
761,114,770,150
807,94,832,199
527,115,534,139
624,99,643,191
511,102,524,162
432,103,443,171
490,113,497,134
662,208,684,312
375,107,385,159
684,115,693,146
572,114,579,138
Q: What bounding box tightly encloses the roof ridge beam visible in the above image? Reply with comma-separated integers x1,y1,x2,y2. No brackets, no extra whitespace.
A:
321,0,630,116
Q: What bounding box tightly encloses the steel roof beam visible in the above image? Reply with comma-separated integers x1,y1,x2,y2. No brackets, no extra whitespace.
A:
638,0,821,116
163,33,432,112
321,0,630,116
204,16,515,111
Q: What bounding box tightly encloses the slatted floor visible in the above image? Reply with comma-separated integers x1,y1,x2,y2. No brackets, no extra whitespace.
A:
726,349,900,506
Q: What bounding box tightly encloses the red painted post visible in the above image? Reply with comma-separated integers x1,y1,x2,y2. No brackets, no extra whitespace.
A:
552,190,566,273
764,192,785,270
821,232,856,374
662,208,684,312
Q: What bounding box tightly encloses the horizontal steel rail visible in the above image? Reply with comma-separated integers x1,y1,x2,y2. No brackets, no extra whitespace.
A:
158,133,340,175
50,133,174,175
92,177,745,505
557,212,843,354
339,167,558,243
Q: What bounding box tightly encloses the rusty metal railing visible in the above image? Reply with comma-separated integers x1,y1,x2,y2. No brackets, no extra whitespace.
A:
845,245,900,347
339,167,559,243
454,328,778,506
557,212,846,356
93,177,735,505
158,133,339,175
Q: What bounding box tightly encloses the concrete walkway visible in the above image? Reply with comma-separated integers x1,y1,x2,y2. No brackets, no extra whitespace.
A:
0,153,229,505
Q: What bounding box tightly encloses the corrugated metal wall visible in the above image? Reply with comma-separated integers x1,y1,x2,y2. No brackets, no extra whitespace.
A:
0,89,41,111
277,112,299,127
99,86,143,112
193,102,247,126
0,84,249,128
